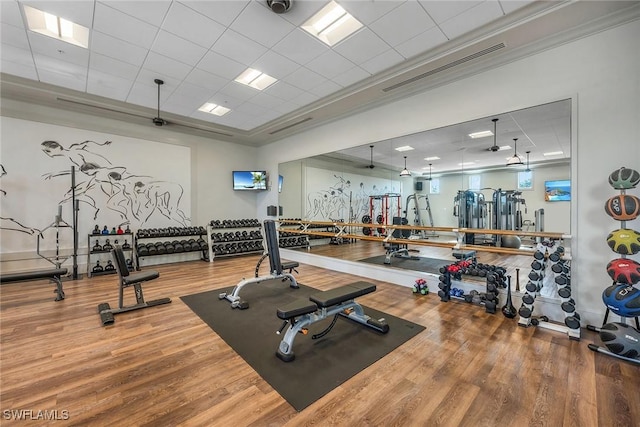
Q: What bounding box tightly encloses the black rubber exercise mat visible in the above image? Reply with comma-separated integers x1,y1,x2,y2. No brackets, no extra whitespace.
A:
359,255,453,274
180,280,424,411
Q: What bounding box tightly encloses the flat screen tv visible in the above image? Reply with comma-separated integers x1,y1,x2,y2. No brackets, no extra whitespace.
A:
278,175,283,193
233,171,267,191
544,179,571,201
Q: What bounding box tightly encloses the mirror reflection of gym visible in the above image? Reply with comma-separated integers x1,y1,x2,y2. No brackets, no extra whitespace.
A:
278,99,571,262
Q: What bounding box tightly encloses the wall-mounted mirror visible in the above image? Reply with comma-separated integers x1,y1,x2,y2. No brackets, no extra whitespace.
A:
278,99,571,267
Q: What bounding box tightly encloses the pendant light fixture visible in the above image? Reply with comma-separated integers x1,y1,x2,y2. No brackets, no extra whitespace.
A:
525,151,531,172
506,138,524,166
400,156,411,176
426,163,433,181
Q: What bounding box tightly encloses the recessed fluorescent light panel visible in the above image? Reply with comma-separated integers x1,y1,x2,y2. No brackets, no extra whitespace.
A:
302,0,363,46
458,162,476,166
469,130,494,139
543,151,563,156
234,68,277,90
424,156,440,161
198,102,231,116
23,5,89,48
395,145,414,152
499,145,511,151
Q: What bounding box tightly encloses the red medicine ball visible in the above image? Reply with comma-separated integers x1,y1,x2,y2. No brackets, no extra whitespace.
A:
604,194,640,221
606,258,640,285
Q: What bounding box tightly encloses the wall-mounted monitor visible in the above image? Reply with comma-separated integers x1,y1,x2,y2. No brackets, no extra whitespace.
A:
544,179,571,201
278,175,283,193
233,171,267,191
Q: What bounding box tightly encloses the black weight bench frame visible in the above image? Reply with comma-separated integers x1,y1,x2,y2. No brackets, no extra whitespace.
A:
275,281,389,362
0,268,67,301
97,245,171,325
219,220,299,309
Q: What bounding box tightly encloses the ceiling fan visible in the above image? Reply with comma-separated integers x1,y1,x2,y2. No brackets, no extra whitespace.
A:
364,145,375,169
152,78,168,127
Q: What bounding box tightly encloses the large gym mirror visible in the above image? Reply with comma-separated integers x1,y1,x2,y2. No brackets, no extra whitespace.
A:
278,99,571,257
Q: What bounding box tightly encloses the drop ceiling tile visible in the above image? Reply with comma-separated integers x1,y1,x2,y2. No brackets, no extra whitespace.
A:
276,0,324,26
332,65,370,88
1,1,24,26
369,1,436,47
184,68,228,92
1,58,38,79
360,48,405,75
89,52,139,80
341,0,405,26
2,23,30,50
0,44,35,68
273,100,299,115
251,50,299,80
419,1,483,23
289,91,320,107
249,91,286,109
90,31,149,67
93,2,159,49
86,69,133,101
141,51,193,81
165,82,213,108
500,0,536,14
151,30,208,67
126,79,167,109
206,90,248,109
308,79,342,98
134,69,178,98
395,26,449,59
162,2,226,48
203,110,249,129
22,0,95,27
439,1,504,39
286,67,326,91
27,32,89,66
264,81,304,102
217,81,258,103
33,54,87,90
99,1,171,27
235,101,269,117
196,50,246,80
333,28,390,65
210,29,267,66
272,28,329,66
180,1,250,27
162,101,196,117
229,1,295,49
306,50,356,80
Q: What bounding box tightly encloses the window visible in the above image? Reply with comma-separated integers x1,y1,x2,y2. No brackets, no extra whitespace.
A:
518,170,533,190
468,175,481,190
429,178,440,194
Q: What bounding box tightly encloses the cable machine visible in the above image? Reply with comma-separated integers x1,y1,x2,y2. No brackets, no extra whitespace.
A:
492,189,527,247
453,190,487,244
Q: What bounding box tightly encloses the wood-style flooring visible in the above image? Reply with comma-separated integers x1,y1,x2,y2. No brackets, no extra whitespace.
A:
1,245,638,426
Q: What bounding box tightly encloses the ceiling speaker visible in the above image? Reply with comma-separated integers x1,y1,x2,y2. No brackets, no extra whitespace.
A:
267,0,291,13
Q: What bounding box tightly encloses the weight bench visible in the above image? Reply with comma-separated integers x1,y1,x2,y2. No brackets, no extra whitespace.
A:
219,220,299,309
275,281,389,362
0,268,67,301
97,245,171,325
384,217,419,265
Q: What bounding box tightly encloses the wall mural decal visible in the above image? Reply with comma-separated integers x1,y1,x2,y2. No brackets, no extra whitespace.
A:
0,164,43,236
305,167,401,222
0,116,191,255
41,140,189,227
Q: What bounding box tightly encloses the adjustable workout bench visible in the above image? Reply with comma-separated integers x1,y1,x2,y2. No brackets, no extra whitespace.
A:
384,217,419,265
98,245,171,325
275,281,389,362
219,219,299,309
0,268,67,301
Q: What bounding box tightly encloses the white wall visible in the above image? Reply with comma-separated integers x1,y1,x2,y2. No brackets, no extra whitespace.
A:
258,20,640,326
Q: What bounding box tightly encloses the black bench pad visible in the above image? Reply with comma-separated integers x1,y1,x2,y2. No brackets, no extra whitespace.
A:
0,268,67,283
277,299,318,320
282,261,299,270
122,271,159,286
310,281,376,308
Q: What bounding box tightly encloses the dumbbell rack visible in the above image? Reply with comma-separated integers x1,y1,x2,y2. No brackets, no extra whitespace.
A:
87,232,135,277
436,261,504,314
517,243,581,340
135,227,208,267
207,219,264,262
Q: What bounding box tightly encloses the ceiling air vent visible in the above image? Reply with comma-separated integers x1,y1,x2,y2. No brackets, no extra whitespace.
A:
382,42,506,92
269,117,313,135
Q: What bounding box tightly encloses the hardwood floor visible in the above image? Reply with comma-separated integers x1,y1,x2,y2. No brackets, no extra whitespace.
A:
1,248,638,426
